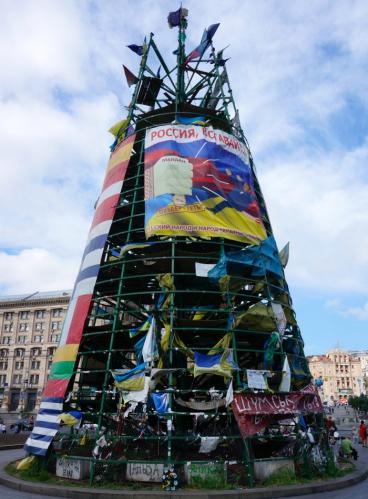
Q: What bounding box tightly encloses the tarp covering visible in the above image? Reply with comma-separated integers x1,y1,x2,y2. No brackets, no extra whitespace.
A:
234,302,277,332
144,125,266,244
208,236,283,282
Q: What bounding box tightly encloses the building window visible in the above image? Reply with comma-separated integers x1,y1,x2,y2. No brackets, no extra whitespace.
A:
15,348,25,358
0,349,8,358
4,312,13,321
20,311,30,320
33,335,43,343
29,374,39,385
13,374,22,384
51,321,61,331
31,360,40,370
51,334,60,343
35,310,46,319
47,347,56,356
1,337,11,345
15,361,24,370
17,336,26,344
3,323,13,332
0,362,8,370
31,347,41,356
48,360,53,369
35,322,44,331
52,309,64,318
19,323,29,332
0,375,6,385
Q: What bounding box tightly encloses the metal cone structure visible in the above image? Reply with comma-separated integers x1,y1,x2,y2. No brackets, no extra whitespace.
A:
25,10,324,487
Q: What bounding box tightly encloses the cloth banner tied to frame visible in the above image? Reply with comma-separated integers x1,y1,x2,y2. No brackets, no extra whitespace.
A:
144,125,267,244
232,384,323,437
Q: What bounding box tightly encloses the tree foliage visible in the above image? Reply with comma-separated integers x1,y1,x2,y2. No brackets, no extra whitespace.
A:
349,394,368,412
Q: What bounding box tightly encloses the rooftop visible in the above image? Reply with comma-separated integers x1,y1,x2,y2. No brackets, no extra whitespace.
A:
0,290,72,303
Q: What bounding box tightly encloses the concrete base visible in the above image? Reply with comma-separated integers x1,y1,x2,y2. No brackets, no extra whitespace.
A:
1,448,368,499
253,459,294,482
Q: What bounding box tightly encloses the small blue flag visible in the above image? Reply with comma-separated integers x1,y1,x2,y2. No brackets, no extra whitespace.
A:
168,8,188,28
152,392,169,413
127,44,143,56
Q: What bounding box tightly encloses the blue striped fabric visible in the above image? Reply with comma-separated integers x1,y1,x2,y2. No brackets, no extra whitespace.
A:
25,134,136,457
82,234,107,261
24,397,63,456
75,264,100,284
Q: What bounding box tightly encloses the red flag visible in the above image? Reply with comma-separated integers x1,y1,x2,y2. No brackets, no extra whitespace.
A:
123,65,138,87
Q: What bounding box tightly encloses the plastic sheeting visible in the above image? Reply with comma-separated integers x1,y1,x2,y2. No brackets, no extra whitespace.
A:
208,236,284,282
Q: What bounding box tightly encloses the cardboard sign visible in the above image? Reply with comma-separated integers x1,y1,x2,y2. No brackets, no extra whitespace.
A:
246,369,270,389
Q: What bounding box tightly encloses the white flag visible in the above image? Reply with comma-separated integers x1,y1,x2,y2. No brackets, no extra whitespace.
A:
279,356,291,392
225,378,234,406
271,302,287,336
142,317,157,363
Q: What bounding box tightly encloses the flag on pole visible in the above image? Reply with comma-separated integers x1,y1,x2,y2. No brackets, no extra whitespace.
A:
123,65,138,87
213,48,229,67
186,23,220,64
279,242,290,268
208,68,227,108
127,44,144,56
168,7,189,28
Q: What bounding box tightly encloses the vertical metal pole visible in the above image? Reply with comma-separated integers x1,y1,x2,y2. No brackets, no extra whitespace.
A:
167,240,176,465
176,14,187,112
91,135,144,484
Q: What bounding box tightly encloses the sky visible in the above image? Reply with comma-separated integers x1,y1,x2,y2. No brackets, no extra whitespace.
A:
0,0,368,355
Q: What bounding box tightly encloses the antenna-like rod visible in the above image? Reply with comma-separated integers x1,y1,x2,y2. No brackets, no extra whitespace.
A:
176,8,188,106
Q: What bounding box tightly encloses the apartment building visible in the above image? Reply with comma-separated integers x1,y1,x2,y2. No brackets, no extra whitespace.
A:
0,290,71,424
307,347,364,402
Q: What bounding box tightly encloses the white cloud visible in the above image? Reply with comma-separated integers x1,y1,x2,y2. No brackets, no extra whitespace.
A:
1,0,368,301
260,143,368,292
325,298,368,321
0,249,78,294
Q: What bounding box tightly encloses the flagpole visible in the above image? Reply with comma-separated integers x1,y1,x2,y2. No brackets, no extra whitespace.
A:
176,10,187,108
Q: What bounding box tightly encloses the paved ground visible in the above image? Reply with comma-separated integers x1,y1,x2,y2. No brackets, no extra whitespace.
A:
1,407,367,498
285,405,368,499
0,448,57,498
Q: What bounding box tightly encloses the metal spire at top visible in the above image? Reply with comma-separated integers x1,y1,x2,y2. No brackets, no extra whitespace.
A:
175,7,188,104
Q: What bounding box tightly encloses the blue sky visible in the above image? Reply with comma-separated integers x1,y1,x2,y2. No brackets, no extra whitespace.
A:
0,0,368,355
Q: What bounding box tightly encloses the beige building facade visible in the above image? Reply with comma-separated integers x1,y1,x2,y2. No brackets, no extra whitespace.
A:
0,290,71,424
307,348,364,402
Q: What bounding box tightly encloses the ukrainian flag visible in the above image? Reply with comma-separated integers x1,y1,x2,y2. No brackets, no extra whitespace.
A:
111,363,146,391
59,410,83,427
193,349,236,378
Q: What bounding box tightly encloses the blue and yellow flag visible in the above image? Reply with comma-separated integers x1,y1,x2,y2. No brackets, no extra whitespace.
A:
193,349,236,378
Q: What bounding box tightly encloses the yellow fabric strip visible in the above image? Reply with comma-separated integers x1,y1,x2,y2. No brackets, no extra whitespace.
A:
53,344,79,363
106,140,134,172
